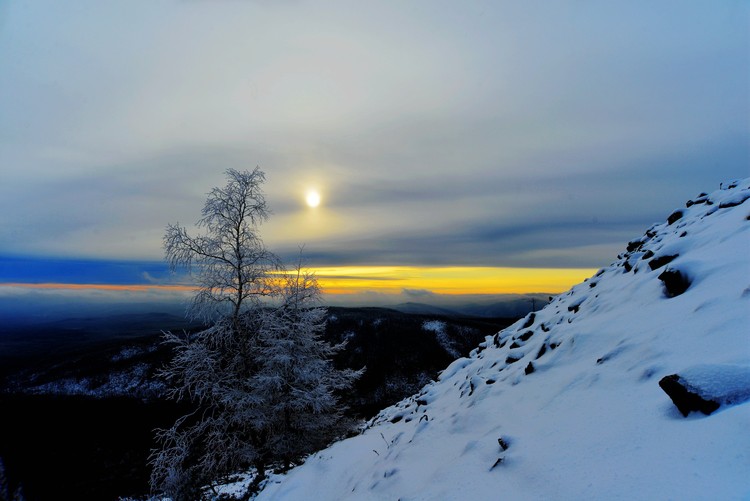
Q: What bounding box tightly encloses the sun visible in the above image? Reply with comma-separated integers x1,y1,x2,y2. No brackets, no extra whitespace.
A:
305,190,321,208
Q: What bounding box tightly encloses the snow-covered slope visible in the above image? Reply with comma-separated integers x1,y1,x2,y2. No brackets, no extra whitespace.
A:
257,179,750,500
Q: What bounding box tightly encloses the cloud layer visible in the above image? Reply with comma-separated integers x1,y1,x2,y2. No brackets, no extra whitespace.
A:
1,1,747,269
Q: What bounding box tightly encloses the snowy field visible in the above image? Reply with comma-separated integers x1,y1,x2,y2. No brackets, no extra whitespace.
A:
254,179,750,500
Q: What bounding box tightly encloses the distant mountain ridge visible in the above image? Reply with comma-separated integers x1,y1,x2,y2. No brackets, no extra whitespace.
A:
255,178,750,500
387,294,551,318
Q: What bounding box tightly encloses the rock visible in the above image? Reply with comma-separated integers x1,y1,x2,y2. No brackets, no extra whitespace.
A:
517,331,534,342
659,374,720,416
667,210,683,225
524,362,535,375
659,365,750,416
497,437,510,451
658,268,691,297
535,344,547,359
648,254,678,271
627,239,645,252
520,313,536,329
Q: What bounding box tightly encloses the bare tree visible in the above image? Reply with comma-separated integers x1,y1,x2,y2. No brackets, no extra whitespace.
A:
163,167,279,322
151,169,360,500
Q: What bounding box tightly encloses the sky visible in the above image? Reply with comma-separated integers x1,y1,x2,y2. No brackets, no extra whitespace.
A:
0,1,748,308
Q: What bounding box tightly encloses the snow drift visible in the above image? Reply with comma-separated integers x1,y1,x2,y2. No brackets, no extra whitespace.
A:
256,179,750,500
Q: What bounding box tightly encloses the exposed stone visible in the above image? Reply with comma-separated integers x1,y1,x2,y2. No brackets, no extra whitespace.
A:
497,437,510,451
524,362,535,375
517,331,534,342
520,313,536,329
686,196,707,207
658,268,691,298
659,374,720,416
535,344,547,359
626,239,645,252
719,193,750,209
667,210,683,225
648,254,678,271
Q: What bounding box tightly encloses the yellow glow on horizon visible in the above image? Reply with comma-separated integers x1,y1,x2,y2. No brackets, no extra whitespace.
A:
309,266,598,295
1,266,597,297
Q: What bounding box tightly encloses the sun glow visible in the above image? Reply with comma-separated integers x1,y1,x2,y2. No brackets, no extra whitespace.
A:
308,266,598,295
306,191,321,208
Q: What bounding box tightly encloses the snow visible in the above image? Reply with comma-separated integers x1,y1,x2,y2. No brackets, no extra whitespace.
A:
422,320,461,358
678,364,750,405
17,362,165,399
255,179,750,501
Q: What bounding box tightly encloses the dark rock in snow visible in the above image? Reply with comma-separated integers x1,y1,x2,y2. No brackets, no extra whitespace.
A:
686,196,707,208
648,254,678,271
659,374,719,416
667,210,684,225
517,331,534,342
659,365,750,416
718,193,750,208
658,268,691,297
520,313,536,329
535,344,547,359
497,437,510,451
524,362,535,375
627,239,645,252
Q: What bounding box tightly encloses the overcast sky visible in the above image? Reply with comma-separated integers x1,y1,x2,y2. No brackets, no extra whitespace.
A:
1,1,748,276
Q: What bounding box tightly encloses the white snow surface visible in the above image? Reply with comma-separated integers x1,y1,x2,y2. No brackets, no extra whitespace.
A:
678,364,750,405
422,320,461,358
256,179,750,501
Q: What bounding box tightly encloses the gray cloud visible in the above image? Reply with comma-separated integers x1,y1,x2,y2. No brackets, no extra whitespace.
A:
0,0,747,269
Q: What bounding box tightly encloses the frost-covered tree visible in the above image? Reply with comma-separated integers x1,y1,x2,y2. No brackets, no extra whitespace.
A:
253,265,362,471
150,169,360,500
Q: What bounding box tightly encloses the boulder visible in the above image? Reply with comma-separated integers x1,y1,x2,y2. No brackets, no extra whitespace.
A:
658,268,690,297
659,365,750,416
